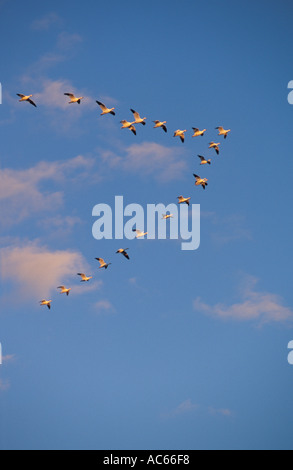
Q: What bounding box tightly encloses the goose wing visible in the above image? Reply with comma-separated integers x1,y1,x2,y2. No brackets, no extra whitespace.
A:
28,98,37,107
96,100,106,110
130,109,140,120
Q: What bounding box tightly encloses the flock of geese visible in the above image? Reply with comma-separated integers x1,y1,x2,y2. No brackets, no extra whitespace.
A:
16,90,231,311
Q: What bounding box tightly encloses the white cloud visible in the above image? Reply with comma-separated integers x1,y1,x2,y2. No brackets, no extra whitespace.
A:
35,78,94,111
72,280,103,296
93,300,116,315
0,241,91,300
101,141,188,182
162,400,232,420
30,12,62,31
173,399,199,415
57,32,83,50
193,275,293,323
208,407,233,417
0,379,10,391
38,215,82,237
2,354,16,363
202,212,252,245
0,155,94,227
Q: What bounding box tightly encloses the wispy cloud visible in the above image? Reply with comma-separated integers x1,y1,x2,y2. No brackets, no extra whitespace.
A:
38,215,82,238
193,275,293,324
57,32,83,51
101,141,188,182
0,155,94,228
172,399,199,415
1,354,16,364
30,12,63,31
162,399,232,419
32,78,94,111
72,280,103,297
19,28,83,77
0,379,10,391
202,212,252,245
0,241,90,301
93,300,116,315
208,407,233,417
11,27,92,131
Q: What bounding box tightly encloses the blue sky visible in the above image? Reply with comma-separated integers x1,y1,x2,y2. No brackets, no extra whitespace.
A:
1,0,293,450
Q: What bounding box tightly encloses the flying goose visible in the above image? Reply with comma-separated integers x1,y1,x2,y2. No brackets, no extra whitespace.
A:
209,142,220,155
116,248,130,260
132,229,148,238
40,299,52,310
17,94,37,107
130,109,146,125
192,127,206,137
173,129,187,143
198,155,211,165
193,173,208,190
64,93,84,104
95,258,112,269
177,195,191,206
162,214,173,219
153,120,167,133
96,100,115,115
120,120,137,135
77,273,93,282
57,286,71,296
215,126,231,139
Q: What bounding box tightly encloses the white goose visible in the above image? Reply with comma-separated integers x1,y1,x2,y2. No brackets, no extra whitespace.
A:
95,257,112,269
192,127,206,137
40,299,52,310
130,109,146,125
173,129,187,143
177,195,191,206
77,273,93,282
153,120,167,133
17,93,37,107
193,174,208,190
57,285,71,296
96,100,115,115
116,248,130,260
198,155,211,165
132,229,148,238
215,126,231,139
64,93,84,104
120,120,137,135
209,142,220,155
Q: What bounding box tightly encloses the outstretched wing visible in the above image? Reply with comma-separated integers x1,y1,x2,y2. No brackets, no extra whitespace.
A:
28,98,37,107
130,125,136,135
130,109,140,120
96,100,106,110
